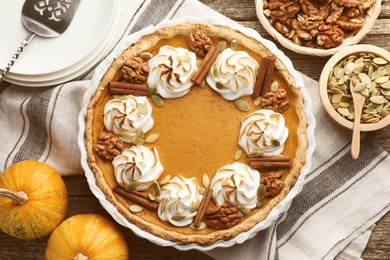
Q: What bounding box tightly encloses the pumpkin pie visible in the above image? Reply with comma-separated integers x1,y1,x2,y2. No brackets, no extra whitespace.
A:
85,22,307,245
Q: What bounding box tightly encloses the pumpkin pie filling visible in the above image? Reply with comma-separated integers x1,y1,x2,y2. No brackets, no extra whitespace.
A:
86,23,307,244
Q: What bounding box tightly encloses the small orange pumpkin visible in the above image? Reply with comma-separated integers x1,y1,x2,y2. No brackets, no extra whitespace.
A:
0,160,68,239
45,214,129,260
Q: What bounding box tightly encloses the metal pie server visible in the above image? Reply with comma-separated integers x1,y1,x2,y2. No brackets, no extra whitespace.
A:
0,0,81,83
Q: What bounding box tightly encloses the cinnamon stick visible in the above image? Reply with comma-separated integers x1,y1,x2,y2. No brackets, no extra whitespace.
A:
248,161,291,171
261,57,276,96
193,188,213,227
108,81,148,96
191,46,217,82
109,81,148,92
248,156,290,162
195,48,220,85
116,183,149,200
113,186,159,211
109,88,148,96
252,57,269,98
192,46,220,84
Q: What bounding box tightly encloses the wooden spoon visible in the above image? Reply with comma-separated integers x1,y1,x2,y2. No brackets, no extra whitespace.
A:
349,81,366,160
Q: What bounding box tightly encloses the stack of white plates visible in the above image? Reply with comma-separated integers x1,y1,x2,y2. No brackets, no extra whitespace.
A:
0,0,120,87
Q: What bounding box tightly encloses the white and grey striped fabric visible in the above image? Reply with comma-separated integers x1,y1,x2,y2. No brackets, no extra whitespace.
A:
0,0,389,259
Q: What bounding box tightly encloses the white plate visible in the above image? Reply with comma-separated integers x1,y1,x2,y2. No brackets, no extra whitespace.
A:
4,0,121,86
78,17,316,251
0,0,118,77
5,13,118,87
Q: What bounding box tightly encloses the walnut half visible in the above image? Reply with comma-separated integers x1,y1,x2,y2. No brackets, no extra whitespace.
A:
188,30,213,58
261,88,289,112
121,56,149,83
95,132,124,161
204,203,242,230
261,171,285,197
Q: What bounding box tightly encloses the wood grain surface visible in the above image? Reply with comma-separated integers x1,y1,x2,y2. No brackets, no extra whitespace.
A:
0,0,389,259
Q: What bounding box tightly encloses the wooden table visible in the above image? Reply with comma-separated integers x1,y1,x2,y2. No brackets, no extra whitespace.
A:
0,0,389,259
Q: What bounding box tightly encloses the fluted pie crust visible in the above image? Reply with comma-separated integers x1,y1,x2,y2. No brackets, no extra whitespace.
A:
85,23,307,245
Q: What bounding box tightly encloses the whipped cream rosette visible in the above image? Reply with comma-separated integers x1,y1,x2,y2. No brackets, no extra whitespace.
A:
206,48,259,100
238,109,289,156
103,96,154,143
147,46,197,98
210,162,260,210
157,175,203,227
113,145,163,191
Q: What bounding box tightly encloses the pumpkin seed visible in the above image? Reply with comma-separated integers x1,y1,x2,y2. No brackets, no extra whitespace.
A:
375,76,389,84
253,96,262,106
125,180,139,191
371,70,383,81
358,73,372,88
148,193,156,201
353,63,364,74
113,95,130,100
339,101,351,108
331,94,342,103
140,52,153,59
334,67,344,79
256,198,267,208
160,175,171,185
172,215,186,221
230,39,238,51
131,136,144,146
257,184,266,201
202,173,210,188
137,103,148,115
360,88,370,97
344,62,354,75
216,40,227,51
370,96,385,104
153,180,161,196
144,133,160,143
137,128,145,138
338,75,349,85
240,207,250,216
213,64,219,77
234,99,250,112
147,87,156,97
234,149,243,161
337,107,350,117
271,138,280,146
199,79,207,88
270,80,279,91
381,81,390,89
270,113,282,121
248,149,264,157
216,81,224,89
189,222,207,230
151,95,164,107
129,204,143,213
353,83,366,92
373,57,388,65
198,187,206,194
117,132,134,141
190,200,201,213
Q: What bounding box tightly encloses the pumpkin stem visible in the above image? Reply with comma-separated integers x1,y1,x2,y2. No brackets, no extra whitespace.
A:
73,253,88,260
0,188,28,205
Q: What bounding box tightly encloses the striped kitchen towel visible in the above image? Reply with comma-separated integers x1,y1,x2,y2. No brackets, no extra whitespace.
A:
0,0,389,259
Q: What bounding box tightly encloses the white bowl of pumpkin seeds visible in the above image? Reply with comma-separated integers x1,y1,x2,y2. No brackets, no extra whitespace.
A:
320,44,390,131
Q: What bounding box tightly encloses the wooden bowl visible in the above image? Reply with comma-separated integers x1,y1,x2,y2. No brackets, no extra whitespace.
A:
319,44,390,131
255,0,382,57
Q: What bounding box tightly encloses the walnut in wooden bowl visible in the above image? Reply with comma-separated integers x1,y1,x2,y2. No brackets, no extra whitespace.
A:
256,0,382,56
